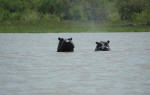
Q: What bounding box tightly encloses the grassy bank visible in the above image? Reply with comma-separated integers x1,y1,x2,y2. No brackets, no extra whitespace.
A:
0,21,150,33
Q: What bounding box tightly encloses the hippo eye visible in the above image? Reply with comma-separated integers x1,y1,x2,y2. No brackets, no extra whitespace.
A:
98,43,102,47
68,38,72,40
105,43,108,46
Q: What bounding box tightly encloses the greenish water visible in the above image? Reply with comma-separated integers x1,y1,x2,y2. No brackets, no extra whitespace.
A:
0,22,150,33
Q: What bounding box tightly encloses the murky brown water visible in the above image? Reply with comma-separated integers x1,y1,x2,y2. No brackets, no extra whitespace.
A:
0,33,150,95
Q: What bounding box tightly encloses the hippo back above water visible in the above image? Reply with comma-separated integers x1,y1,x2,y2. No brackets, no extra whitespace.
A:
95,40,110,51
57,37,74,52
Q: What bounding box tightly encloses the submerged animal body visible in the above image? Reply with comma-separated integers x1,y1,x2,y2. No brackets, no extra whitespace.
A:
57,37,74,52
95,40,110,51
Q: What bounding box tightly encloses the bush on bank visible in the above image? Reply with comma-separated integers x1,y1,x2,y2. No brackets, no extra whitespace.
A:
0,0,150,24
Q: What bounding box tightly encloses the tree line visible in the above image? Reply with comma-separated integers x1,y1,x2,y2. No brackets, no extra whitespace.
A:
0,0,150,24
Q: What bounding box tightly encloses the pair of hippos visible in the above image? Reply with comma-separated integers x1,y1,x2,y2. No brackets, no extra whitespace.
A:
57,37,110,52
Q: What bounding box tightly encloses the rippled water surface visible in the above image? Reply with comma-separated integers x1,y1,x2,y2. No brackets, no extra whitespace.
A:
0,33,150,95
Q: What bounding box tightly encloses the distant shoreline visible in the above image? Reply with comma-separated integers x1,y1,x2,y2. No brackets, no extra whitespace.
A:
0,21,150,33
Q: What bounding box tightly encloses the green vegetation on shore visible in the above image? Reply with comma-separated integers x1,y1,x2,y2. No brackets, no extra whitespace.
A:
0,0,150,32
0,21,150,33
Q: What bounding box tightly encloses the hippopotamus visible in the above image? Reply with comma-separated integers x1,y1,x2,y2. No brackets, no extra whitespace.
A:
57,37,74,52
95,40,110,51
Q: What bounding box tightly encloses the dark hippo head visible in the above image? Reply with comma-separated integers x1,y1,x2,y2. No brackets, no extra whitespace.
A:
95,40,110,51
57,37,74,52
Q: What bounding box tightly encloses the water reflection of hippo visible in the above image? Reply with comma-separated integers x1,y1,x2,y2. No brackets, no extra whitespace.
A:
57,37,74,52
95,40,110,51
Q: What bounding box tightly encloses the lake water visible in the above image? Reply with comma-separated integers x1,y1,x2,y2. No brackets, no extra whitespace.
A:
0,33,150,95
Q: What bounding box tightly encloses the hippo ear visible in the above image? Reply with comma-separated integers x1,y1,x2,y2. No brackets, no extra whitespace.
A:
58,37,61,40
96,42,102,46
96,42,99,44
68,38,72,40
107,40,110,43
58,37,63,40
